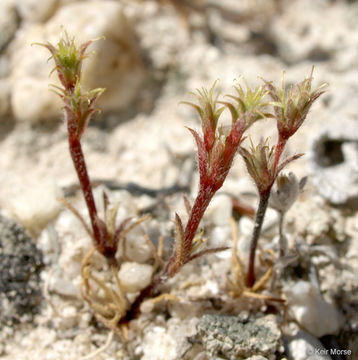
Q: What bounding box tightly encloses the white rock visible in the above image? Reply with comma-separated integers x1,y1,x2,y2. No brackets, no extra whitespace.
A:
125,226,153,263
7,180,61,235
9,1,146,123
284,281,341,337
58,305,78,329
15,0,58,23
49,274,79,298
11,76,62,123
287,330,331,360
118,262,153,293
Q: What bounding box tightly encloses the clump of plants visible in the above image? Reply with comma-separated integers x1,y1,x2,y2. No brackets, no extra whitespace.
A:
38,32,326,330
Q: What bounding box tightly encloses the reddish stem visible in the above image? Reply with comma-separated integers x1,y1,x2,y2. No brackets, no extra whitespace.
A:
68,132,103,251
183,185,214,254
162,184,215,278
273,134,287,173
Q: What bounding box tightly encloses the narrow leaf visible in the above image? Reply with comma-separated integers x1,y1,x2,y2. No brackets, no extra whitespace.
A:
185,246,230,264
174,213,185,265
187,127,208,181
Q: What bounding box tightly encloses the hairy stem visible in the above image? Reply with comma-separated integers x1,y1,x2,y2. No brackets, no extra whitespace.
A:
162,184,215,278
68,134,102,250
273,134,287,173
246,190,270,287
183,185,214,254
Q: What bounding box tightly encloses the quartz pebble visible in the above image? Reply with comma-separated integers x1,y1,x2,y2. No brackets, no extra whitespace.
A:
118,262,153,293
284,281,341,337
7,180,61,235
125,227,153,263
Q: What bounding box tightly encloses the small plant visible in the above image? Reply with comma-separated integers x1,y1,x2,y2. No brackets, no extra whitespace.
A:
162,80,268,279
36,32,152,330
239,138,303,287
269,172,307,257
241,71,326,287
38,31,326,330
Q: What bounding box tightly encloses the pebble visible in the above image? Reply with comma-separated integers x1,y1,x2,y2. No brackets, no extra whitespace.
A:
284,281,341,338
125,226,153,263
7,180,61,235
117,262,153,293
142,326,177,360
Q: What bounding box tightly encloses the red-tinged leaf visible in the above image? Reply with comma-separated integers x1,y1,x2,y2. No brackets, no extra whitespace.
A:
185,246,230,264
204,123,215,152
277,153,304,175
219,117,246,175
187,127,208,182
209,141,224,179
228,113,247,145
261,78,280,102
